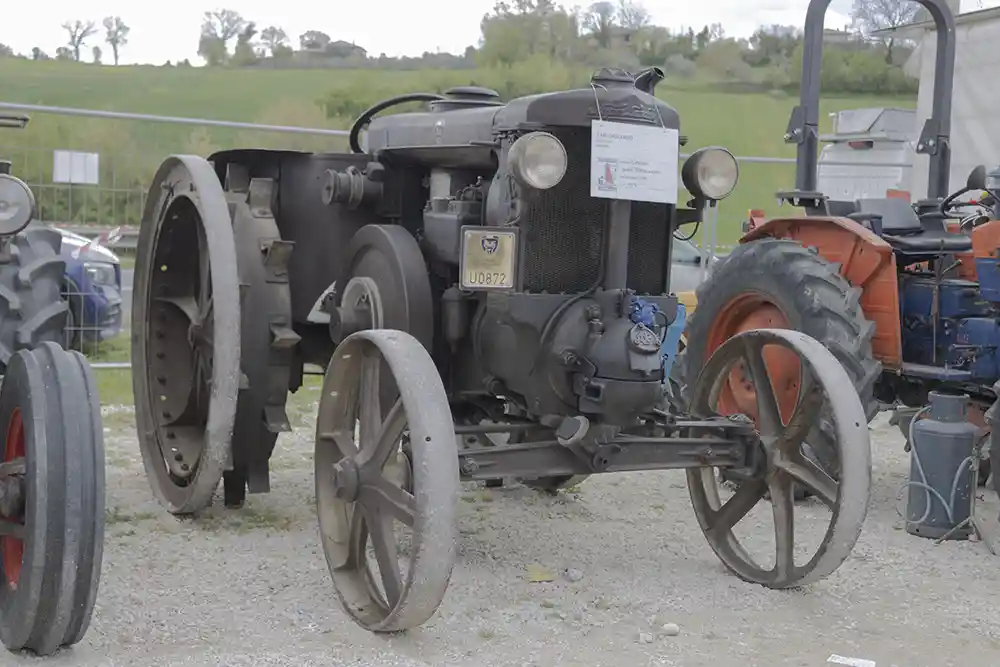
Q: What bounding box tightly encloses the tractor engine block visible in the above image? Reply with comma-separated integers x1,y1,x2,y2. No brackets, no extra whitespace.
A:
472,289,675,425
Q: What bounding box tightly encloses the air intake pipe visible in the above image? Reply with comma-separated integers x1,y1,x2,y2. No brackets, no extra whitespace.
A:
634,67,664,95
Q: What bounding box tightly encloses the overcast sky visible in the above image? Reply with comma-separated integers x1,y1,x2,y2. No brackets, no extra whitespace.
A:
0,0,992,65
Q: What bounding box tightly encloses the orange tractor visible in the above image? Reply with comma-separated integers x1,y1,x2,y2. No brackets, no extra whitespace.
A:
675,0,1000,493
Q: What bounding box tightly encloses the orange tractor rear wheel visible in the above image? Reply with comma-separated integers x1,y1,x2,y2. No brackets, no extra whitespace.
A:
674,238,880,496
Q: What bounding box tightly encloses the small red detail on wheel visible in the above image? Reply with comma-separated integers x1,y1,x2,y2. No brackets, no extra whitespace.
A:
2,407,24,589
706,294,800,426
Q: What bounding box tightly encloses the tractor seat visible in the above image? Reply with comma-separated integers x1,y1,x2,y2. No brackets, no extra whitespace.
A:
852,198,972,254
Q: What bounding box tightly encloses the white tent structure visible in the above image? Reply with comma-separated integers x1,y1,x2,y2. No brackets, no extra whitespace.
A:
878,2,1000,199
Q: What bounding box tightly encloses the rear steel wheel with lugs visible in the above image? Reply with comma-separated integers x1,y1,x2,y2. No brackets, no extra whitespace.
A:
677,239,879,495
688,329,871,588
316,329,459,632
133,156,242,515
0,343,104,656
134,156,298,515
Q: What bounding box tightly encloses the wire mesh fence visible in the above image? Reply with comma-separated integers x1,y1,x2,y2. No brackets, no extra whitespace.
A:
61,281,128,369
0,102,351,229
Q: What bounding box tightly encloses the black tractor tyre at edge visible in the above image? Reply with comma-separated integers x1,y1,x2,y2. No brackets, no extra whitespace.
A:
0,343,105,656
0,228,70,371
674,238,880,488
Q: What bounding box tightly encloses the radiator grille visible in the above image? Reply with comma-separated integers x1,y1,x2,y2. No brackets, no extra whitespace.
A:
628,202,671,295
518,127,672,295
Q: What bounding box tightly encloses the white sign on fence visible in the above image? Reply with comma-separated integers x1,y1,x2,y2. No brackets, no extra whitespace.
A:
52,150,100,185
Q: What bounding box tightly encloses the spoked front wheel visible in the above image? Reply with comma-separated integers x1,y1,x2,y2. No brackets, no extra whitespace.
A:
315,329,459,632
687,328,871,588
0,343,104,655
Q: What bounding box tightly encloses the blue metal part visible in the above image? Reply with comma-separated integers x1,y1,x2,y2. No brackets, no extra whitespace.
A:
898,274,999,381
628,297,660,328
975,257,1000,301
905,391,979,540
661,302,686,376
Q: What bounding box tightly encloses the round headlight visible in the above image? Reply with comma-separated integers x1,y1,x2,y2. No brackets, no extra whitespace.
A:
0,173,35,236
507,131,567,190
681,147,739,202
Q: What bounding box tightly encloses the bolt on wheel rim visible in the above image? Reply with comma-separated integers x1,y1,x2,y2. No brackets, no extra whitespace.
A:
687,328,871,589
0,407,25,589
316,329,458,632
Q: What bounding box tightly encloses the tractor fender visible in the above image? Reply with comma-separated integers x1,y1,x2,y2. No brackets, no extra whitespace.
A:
740,215,902,368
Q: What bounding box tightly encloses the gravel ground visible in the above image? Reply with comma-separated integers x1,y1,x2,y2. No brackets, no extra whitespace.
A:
6,408,1000,667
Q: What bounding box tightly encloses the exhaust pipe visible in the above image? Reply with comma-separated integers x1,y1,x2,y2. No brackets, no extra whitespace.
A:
634,67,665,95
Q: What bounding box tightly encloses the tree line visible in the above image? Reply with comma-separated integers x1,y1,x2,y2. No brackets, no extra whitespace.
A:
475,0,922,95
0,0,923,96
0,17,130,65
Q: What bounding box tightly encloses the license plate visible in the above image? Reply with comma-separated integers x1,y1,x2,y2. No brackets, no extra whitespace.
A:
459,226,518,291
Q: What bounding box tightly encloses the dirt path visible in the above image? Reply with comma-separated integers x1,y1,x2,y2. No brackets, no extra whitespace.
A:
6,411,1000,667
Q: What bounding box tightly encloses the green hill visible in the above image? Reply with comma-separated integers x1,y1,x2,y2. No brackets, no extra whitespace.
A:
0,58,915,245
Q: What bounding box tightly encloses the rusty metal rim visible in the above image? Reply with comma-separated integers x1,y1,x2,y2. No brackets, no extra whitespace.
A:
132,155,241,515
0,407,24,589
686,328,871,589
315,329,459,632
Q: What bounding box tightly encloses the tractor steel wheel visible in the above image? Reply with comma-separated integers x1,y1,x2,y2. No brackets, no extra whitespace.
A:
219,170,298,509
676,239,879,494
687,329,871,588
0,343,104,655
132,156,242,515
316,329,459,632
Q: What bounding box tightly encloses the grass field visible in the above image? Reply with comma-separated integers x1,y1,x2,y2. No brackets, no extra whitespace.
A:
0,58,917,246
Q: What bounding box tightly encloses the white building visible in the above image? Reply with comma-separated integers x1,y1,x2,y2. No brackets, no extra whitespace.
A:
879,3,1000,199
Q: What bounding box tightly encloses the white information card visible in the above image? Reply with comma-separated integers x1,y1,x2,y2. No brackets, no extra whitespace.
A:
589,120,679,204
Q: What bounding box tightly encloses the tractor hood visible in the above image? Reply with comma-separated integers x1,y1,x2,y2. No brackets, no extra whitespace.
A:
365,67,681,165
495,67,680,132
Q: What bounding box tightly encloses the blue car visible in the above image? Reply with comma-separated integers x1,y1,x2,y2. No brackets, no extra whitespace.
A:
54,227,124,349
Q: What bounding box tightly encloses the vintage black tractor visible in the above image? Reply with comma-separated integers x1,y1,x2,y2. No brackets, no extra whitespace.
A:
0,113,106,656
133,68,872,632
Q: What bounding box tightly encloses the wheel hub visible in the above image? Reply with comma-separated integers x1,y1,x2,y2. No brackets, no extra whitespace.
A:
0,475,24,518
330,458,361,502
707,296,799,425
2,406,25,590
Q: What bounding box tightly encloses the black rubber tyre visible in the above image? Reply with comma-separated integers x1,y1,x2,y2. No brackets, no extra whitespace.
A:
0,228,69,372
675,239,880,488
0,342,105,656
